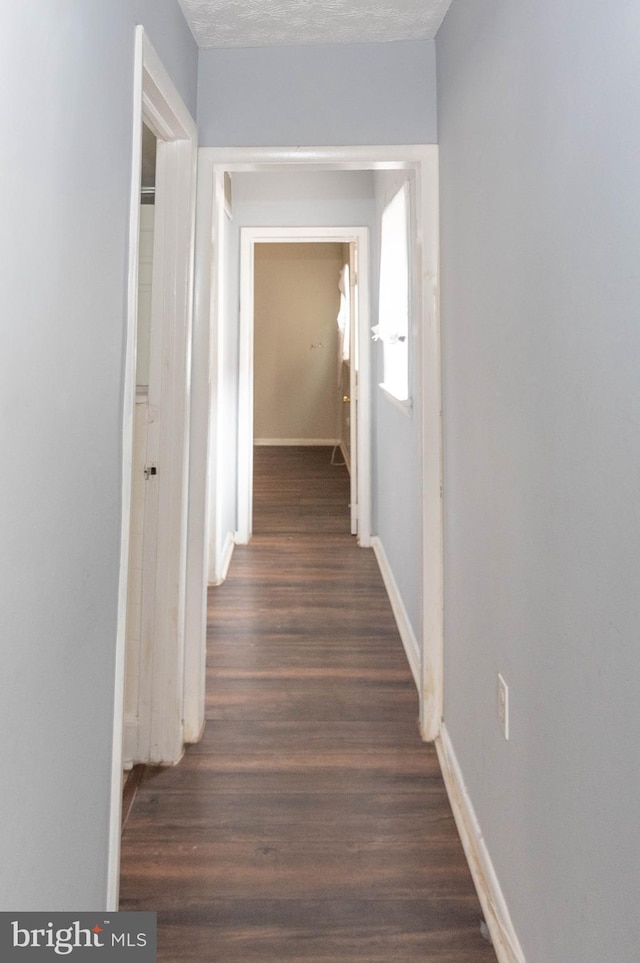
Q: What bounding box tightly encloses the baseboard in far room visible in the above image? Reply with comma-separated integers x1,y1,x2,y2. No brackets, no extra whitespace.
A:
436,725,526,963
254,438,341,446
211,532,235,586
371,536,420,692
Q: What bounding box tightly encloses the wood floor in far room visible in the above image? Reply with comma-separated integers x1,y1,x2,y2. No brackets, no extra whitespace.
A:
119,446,496,962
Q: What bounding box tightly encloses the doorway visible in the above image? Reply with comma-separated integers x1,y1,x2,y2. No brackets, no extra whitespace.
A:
238,227,371,546
251,241,354,537
192,146,442,754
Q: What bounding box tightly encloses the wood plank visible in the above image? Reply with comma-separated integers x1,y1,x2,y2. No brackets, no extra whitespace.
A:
132,900,493,963
120,836,484,901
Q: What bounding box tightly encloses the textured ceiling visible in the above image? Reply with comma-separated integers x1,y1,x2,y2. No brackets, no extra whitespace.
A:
178,0,453,49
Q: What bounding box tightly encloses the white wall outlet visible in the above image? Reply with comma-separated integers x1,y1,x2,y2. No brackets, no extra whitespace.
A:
497,673,509,740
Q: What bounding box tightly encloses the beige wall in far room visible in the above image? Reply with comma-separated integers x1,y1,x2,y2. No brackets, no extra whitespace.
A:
254,242,345,443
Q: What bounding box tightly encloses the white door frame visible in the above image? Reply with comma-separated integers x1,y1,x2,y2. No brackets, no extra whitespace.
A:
237,226,371,546
192,145,442,741
108,26,197,909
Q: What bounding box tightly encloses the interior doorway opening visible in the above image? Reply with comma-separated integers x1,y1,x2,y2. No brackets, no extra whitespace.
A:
238,227,370,546
251,240,356,537
193,145,442,762
253,242,346,451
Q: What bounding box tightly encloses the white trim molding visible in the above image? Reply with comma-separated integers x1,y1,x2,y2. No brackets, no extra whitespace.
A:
436,726,526,963
417,147,444,743
202,145,437,170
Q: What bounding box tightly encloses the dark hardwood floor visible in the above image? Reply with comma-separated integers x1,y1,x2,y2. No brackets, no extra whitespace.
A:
119,446,496,962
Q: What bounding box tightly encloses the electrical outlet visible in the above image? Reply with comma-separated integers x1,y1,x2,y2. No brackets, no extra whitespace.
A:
497,673,509,740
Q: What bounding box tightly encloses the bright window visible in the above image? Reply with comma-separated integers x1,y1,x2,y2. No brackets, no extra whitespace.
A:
374,182,410,403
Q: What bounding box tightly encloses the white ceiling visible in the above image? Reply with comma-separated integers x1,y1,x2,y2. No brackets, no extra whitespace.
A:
178,0,453,49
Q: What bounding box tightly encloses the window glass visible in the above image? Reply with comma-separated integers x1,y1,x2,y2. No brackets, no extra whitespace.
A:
374,182,410,402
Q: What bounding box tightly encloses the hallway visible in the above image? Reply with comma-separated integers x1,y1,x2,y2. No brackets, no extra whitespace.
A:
119,446,495,961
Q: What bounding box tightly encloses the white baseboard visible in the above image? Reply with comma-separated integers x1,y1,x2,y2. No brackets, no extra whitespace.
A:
254,438,340,446
371,536,420,692
436,725,526,963
211,531,235,586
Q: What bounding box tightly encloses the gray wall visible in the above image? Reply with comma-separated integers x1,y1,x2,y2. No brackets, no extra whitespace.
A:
197,40,437,146
373,170,422,642
437,1,640,959
0,0,197,910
